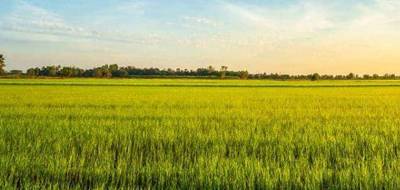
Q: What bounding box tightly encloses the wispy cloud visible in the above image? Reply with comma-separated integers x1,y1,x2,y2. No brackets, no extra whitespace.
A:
0,1,160,45
182,16,219,27
221,1,277,29
353,0,400,27
293,2,335,33
115,0,146,14
211,0,342,59
221,1,336,35
0,1,100,40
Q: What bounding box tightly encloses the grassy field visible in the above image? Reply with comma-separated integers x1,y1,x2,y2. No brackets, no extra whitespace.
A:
1,79,400,189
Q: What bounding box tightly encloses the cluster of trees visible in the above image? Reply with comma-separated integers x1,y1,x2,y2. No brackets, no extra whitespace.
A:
25,64,250,79
0,54,5,75
21,64,400,80
248,72,399,80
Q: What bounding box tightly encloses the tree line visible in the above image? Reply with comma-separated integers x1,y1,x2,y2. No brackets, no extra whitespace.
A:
24,64,250,79
0,54,400,80
20,65,400,80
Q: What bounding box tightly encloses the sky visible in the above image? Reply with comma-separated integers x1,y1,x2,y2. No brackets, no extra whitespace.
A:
0,0,400,74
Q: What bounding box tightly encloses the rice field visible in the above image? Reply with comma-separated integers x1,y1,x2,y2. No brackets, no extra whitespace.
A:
1,79,400,189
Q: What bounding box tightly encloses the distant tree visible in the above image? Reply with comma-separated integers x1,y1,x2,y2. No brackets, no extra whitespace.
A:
82,69,95,77
72,67,84,77
8,70,21,78
48,66,60,77
335,75,345,80
60,67,73,77
363,74,371,80
27,68,36,76
166,68,175,75
9,70,22,75
0,54,5,75
207,65,215,73
220,66,228,79
385,74,390,79
109,64,119,76
112,69,129,77
383,74,396,80
90,65,113,78
102,65,112,78
38,65,60,77
239,70,249,80
27,67,40,77
196,68,209,76
320,74,334,80
311,73,320,81
346,73,355,80
109,64,118,72
94,68,104,78
176,68,184,76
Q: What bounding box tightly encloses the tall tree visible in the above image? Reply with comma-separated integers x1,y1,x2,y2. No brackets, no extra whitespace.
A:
220,66,228,79
311,73,320,81
0,54,5,75
239,70,249,80
27,68,40,76
347,73,355,80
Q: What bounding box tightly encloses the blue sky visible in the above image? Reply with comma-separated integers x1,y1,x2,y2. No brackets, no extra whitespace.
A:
1,0,400,74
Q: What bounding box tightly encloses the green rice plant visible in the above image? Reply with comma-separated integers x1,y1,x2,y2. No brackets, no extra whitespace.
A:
1,79,400,189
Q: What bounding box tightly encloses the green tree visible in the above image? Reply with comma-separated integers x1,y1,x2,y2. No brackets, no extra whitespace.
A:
109,64,118,72
346,73,355,80
60,67,70,77
9,70,22,75
94,68,104,78
27,68,36,76
48,66,60,77
27,67,41,77
109,64,119,76
0,54,5,75
101,65,112,78
207,65,218,76
112,68,129,77
220,66,228,79
239,70,249,80
311,73,320,81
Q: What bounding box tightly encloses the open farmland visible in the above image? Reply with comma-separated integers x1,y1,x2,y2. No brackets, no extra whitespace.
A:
1,79,400,189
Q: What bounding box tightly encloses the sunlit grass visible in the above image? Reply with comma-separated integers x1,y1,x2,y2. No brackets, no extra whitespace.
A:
1,79,400,189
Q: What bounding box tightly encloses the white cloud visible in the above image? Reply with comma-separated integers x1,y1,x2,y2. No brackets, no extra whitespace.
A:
222,2,278,29
221,1,336,34
215,0,399,54
0,1,101,40
0,1,160,45
211,0,341,59
353,0,400,27
182,16,219,27
293,2,335,33
115,0,146,14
